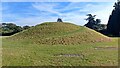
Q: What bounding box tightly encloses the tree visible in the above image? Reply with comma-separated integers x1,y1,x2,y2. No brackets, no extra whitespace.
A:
0,23,2,28
1,23,23,36
23,25,30,30
95,19,101,25
2,23,6,26
85,14,96,24
5,23,17,30
107,0,120,36
57,18,63,22
14,26,23,32
1,23,32,36
84,14,101,30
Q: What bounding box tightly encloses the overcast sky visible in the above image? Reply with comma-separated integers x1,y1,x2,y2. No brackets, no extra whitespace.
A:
2,2,115,26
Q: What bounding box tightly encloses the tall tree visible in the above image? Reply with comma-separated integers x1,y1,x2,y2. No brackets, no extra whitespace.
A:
107,0,120,36
84,14,101,30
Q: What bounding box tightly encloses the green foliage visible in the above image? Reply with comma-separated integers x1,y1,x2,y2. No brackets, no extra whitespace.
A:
1,23,23,34
95,19,101,24
23,25,30,30
93,24,107,31
107,1,120,37
84,14,103,31
85,14,96,23
1,23,31,36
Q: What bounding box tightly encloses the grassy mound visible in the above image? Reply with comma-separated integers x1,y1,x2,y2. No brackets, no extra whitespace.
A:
8,22,111,45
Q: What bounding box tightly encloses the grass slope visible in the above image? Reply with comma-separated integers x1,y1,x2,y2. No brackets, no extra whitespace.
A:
2,22,118,66
8,22,111,45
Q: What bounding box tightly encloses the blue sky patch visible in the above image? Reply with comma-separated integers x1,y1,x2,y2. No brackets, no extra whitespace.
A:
2,2,114,26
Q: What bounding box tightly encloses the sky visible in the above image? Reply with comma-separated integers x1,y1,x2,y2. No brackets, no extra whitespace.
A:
1,1,116,26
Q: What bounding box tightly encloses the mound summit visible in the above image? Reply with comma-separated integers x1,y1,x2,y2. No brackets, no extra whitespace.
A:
10,22,111,45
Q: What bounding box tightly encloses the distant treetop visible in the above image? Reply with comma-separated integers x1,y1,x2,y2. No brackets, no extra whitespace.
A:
57,18,63,22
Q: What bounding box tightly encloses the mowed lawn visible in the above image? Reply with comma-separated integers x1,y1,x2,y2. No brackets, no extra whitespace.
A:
2,37,118,66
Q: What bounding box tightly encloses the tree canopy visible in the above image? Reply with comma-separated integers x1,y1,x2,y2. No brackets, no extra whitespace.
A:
84,14,103,31
0,23,31,36
57,18,63,22
107,0,120,36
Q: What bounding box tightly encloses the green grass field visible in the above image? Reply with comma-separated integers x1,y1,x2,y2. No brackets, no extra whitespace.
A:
2,22,119,66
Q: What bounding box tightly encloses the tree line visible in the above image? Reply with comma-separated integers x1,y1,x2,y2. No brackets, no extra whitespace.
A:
0,23,31,36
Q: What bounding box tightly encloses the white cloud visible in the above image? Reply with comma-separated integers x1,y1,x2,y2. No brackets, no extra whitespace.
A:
63,14,86,26
58,2,114,25
31,2,86,25
32,3,62,16
93,7,114,24
18,2,115,26
2,2,115,26
14,16,58,26
84,3,114,24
